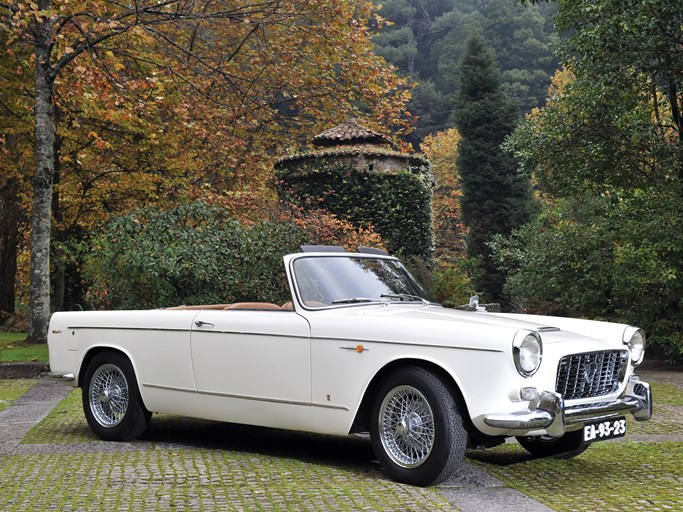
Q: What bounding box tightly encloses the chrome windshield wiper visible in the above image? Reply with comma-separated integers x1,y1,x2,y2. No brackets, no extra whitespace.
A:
380,293,430,305
331,297,377,304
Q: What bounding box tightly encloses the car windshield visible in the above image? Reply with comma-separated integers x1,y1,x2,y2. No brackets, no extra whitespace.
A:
291,255,432,308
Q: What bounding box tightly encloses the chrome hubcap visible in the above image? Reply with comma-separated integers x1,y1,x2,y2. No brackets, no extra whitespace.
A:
89,364,129,427
379,385,435,468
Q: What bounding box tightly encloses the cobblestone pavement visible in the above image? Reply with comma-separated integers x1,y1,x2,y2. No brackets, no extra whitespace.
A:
0,378,554,511
1,368,680,512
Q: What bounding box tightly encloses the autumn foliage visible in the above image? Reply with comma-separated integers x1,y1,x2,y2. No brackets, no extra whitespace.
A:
5,0,413,227
420,128,466,262
1,0,412,321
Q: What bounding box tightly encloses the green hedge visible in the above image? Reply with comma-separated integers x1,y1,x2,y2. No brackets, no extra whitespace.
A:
276,161,434,259
85,203,307,309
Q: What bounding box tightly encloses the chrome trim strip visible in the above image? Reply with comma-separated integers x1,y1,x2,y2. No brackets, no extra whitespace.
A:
67,326,502,352
536,326,560,333
69,326,189,333
143,383,196,394
68,326,309,340
193,330,309,340
323,337,503,352
142,383,349,411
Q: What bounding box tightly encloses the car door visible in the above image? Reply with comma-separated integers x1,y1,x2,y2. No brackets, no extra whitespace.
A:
190,309,311,405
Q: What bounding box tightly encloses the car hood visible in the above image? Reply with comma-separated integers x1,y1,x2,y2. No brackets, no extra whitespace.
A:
305,303,629,349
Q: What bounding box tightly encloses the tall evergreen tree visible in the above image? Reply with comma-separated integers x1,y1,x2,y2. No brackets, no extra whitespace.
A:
452,34,535,301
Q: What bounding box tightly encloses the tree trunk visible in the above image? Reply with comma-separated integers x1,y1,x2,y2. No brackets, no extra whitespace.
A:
51,131,65,313
669,82,683,181
0,173,20,317
27,17,56,344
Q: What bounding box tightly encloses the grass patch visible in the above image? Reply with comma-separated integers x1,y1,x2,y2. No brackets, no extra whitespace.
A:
0,332,48,363
469,441,683,511
0,379,36,413
650,380,683,406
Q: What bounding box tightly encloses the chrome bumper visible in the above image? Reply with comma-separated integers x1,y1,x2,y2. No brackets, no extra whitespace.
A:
483,375,652,438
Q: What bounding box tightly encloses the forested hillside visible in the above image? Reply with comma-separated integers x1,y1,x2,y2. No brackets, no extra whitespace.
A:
373,0,558,145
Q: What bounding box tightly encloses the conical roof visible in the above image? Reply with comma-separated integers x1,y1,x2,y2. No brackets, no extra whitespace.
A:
312,118,397,149
275,117,429,168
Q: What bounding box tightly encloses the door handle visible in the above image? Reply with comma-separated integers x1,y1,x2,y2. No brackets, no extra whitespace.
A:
194,320,215,327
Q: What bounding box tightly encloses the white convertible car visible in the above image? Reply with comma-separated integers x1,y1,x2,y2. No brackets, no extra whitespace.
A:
48,246,652,486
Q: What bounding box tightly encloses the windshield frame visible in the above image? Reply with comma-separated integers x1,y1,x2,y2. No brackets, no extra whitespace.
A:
285,253,433,311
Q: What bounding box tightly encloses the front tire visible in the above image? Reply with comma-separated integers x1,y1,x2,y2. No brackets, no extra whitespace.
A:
82,351,150,441
370,367,467,486
516,430,590,459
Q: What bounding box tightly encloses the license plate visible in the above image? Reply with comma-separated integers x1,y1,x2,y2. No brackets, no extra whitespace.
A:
583,416,627,442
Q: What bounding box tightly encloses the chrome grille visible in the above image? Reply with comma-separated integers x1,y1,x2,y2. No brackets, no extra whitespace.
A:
555,350,628,400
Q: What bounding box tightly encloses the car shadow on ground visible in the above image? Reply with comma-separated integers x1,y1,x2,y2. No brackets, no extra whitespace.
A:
140,414,383,474
140,414,538,473
466,448,535,466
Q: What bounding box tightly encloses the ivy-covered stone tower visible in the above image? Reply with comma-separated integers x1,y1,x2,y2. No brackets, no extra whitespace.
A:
275,118,434,259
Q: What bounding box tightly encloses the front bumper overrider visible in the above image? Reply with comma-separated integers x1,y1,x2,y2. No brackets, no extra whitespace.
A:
483,375,652,438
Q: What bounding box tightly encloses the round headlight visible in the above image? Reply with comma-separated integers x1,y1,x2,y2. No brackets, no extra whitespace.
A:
623,327,646,366
513,332,542,377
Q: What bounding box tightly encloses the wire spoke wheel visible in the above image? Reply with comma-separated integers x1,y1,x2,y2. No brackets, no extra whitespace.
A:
89,363,129,428
370,366,467,486
82,351,150,441
379,385,435,468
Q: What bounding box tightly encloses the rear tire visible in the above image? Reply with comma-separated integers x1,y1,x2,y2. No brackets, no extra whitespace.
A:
370,366,467,486
516,430,590,459
82,351,150,441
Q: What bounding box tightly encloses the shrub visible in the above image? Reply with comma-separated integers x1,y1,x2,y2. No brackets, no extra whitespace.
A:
431,260,477,307
85,203,307,309
85,202,389,310
491,188,683,363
